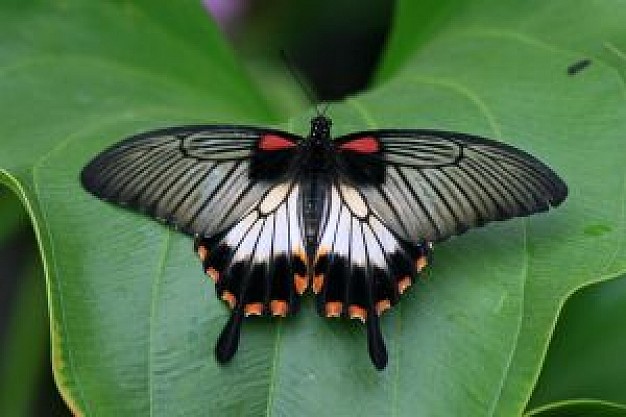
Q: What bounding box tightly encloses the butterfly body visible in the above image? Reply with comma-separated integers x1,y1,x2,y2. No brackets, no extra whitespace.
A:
81,114,567,370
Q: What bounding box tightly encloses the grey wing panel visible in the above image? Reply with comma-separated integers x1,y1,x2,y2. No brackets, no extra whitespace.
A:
335,129,568,243
81,125,300,238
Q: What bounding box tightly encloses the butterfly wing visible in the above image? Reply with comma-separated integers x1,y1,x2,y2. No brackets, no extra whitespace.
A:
81,125,301,238
333,129,568,243
312,180,431,370
194,177,311,362
313,129,567,369
81,125,307,362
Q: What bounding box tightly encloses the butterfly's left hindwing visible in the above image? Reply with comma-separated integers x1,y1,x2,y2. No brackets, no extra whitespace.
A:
194,179,310,362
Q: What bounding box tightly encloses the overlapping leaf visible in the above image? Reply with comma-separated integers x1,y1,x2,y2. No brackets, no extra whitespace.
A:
1,1,625,416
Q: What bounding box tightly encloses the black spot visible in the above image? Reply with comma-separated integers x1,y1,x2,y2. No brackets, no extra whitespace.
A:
567,59,592,76
271,255,292,301
347,266,369,307
243,263,267,306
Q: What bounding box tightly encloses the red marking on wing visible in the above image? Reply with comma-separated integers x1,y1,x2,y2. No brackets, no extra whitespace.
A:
259,134,297,151
338,136,380,154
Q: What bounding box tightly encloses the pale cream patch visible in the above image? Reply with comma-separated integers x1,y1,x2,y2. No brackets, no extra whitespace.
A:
339,183,368,218
259,183,291,214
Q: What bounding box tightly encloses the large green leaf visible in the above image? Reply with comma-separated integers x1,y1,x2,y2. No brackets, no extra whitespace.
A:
1,1,625,416
528,273,626,410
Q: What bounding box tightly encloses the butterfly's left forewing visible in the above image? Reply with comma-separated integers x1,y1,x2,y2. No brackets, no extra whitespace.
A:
81,125,301,237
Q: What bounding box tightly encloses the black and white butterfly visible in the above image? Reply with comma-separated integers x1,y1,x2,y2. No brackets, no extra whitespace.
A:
81,115,567,370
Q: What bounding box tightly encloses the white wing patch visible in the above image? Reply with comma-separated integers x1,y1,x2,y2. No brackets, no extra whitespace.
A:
221,182,304,265
259,183,291,215
312,179,431,364
339,182,369,219
317,183,400,270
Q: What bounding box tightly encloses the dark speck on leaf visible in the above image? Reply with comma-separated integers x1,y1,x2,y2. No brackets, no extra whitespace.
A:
584,224,612,237
567,59,592,76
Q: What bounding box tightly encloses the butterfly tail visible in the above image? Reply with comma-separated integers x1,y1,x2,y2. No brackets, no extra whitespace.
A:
366,307,388,370
215,306,244,363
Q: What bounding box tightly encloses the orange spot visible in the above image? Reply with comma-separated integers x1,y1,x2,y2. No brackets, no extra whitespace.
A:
206,267,220,283
348,305,367,323
325,301,343,317
398,276,412,295
197,245,208,261
376,299,391,316
221,291,236,309
294,274,308,294
294,248,308,264
270,300,288,317
315,246,329,263
244,302,263,317
416,256,428,272
312,274,324,294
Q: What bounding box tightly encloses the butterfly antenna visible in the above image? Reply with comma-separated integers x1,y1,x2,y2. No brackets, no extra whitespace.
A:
280,50,326,115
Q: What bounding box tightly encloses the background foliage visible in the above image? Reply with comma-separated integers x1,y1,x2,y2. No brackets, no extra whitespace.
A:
1,1,625,416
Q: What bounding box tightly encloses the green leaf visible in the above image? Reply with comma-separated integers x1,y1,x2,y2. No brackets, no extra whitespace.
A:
529,273,626,409
1,1,625,416
525,399,626,417
0,188,28,241
0,237,48,417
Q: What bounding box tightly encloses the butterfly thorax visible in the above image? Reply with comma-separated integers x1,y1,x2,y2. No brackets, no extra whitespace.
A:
309,115,332,141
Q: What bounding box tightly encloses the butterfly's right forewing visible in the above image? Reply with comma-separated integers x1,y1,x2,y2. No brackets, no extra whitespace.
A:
333,130,568,244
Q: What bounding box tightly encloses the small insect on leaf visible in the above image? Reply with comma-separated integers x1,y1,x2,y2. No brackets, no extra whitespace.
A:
567,58,592,75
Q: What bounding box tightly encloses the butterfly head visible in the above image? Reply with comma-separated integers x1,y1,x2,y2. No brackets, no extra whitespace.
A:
310,115,332,141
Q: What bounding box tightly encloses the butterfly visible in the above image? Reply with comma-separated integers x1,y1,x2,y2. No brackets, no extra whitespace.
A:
81,114,567,370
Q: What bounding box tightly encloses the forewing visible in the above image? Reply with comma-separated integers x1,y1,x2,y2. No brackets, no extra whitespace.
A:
81,125,301,238
334,129,568,243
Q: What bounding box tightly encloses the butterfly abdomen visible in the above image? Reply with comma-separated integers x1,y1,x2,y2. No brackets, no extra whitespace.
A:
299,173,329,264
